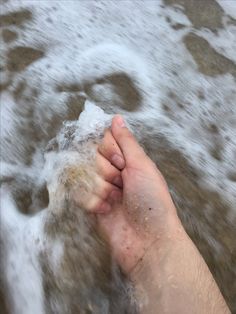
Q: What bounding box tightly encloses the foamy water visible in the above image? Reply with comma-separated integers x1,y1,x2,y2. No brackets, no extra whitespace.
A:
1,0,236,312
1,0,235,205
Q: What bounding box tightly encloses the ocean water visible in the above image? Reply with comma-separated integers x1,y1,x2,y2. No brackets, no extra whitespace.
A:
1,0,236,312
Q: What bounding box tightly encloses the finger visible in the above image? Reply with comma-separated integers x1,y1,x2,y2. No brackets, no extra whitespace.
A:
111,115,146,166
98,129,125,170
87,196,112,213
107,189,123,204
98,201,112,213
74,189,112,213
94,176,122,202
96,152,123,188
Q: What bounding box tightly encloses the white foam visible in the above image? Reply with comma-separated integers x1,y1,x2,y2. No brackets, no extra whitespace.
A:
0,92,16,138
74,100,111,141
1,2,236,313
1,0,235,206
217,0,236,19
0,187,45,314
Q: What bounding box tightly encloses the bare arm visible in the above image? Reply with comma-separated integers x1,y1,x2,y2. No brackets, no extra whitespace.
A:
131,223,230,314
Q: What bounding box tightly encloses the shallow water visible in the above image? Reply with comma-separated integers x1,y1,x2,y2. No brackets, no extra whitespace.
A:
1,0,236,312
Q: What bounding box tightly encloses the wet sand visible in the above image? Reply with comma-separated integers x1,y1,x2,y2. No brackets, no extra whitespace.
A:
1,0,236,312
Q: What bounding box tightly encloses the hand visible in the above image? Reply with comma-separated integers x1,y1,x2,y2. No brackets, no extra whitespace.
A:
75,115,181,274
73,115,230,314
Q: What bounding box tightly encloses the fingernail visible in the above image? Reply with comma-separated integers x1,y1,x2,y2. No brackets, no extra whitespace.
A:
98,202,111,213
109,190,122,202
116,115,126,128
111,154,125,169
113,176,123,188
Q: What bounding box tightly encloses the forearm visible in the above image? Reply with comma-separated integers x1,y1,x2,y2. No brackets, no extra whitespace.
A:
131,226,230,314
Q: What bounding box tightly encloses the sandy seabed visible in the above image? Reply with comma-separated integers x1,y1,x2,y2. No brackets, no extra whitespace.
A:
0,0,236,313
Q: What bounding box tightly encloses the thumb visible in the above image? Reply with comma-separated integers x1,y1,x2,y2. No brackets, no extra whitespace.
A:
111,115,146,166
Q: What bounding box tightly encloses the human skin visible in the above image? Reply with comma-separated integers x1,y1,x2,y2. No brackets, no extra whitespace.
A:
75,115,230,313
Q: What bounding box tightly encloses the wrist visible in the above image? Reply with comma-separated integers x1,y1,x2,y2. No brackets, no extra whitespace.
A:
129,237,174,313
130,225,230,314
129,218,187,284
